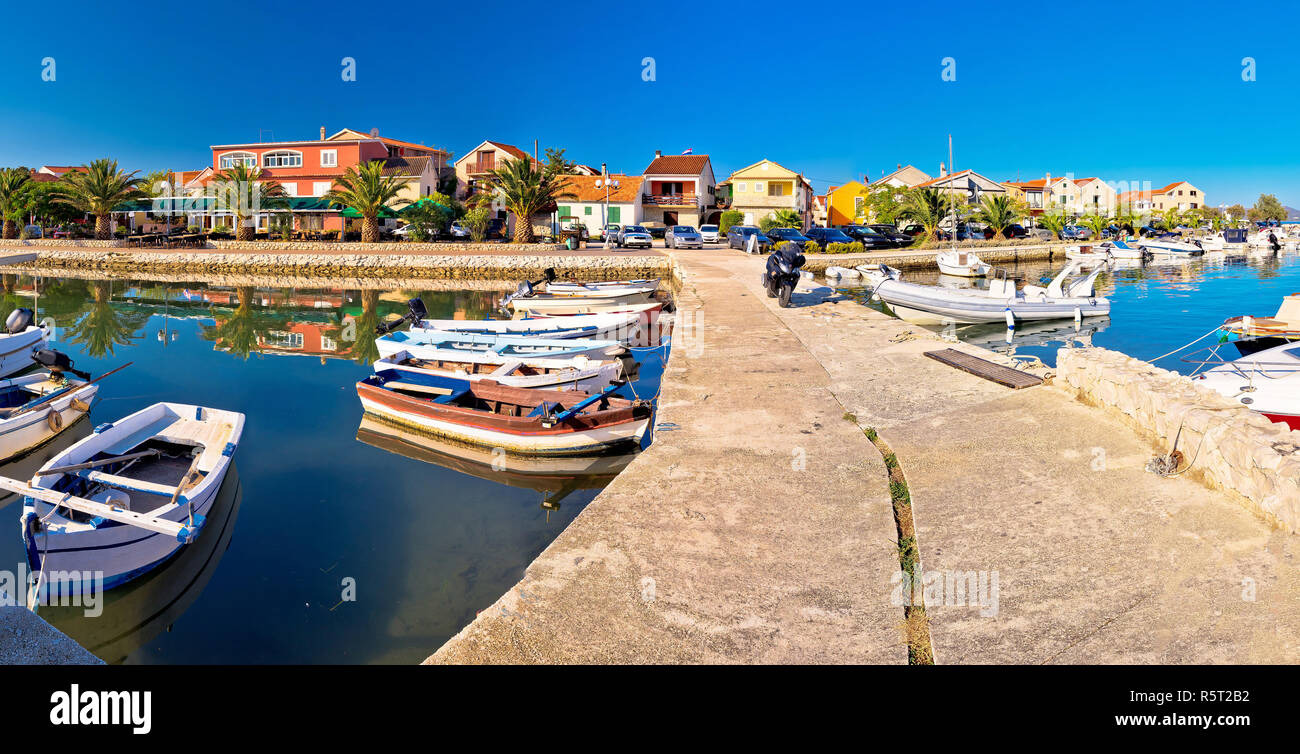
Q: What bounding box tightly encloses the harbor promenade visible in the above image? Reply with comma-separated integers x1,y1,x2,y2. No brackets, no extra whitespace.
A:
430,249,1300,664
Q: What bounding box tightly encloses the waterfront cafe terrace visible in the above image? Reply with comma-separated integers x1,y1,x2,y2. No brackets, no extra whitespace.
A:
112,193,370,238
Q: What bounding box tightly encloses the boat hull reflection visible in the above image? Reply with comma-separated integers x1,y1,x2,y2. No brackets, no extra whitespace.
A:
36,464,242,664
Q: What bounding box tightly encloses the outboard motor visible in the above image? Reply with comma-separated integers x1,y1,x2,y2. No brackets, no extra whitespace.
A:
31,349,91,380
375,297,429,335
5,307,34,335
762,242,806,308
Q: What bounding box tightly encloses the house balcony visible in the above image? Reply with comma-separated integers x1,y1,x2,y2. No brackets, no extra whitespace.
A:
643,193,698,208
465,162,497,176
714,196,731,209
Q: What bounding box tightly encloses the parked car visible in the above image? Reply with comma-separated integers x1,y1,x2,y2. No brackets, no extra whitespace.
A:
699,224,720,244
600,223,622,241
617,225,653,249
1061,225,1090,240
1024,226,1054,241
804,227,857,247
765,227,812,246
665,225,703,249
868,224,913,245
643,224,668,239
726,225,770,252
982,224,1030,240
1139,225,1164,238
448,221,470,238
837,224,896,249
21,224,43,238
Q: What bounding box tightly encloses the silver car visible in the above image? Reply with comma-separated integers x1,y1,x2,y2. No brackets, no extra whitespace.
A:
617,225,653,249
665,225,703,249
699,224,720,243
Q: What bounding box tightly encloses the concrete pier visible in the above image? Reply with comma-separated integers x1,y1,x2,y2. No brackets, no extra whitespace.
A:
430,249,1300,664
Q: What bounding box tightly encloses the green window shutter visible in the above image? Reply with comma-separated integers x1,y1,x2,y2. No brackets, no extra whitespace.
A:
609,206,621,223
558,206,570,217
585,206,592,215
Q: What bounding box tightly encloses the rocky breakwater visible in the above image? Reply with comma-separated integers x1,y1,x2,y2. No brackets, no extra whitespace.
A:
1056,346,1300,533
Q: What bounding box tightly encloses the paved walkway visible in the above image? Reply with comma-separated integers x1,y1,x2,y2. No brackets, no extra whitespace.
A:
429,249,1300,664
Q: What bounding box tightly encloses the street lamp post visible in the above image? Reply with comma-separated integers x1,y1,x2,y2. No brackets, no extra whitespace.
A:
595,167,620,250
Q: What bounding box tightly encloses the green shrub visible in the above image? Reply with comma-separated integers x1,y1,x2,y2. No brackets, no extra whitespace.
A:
823,241,865,254
803,240,821,254
719,209,744,235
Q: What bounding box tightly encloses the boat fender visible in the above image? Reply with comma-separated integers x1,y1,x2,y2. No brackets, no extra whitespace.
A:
71,397,90,413
1004,308,1016,330
1074,307,1082,324
47,411,62,432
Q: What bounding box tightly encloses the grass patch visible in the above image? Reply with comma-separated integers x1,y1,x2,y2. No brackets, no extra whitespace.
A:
842,411,857,423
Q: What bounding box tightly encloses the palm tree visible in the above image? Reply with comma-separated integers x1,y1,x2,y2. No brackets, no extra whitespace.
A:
1159,207,1184,233
976,194,1020,240
1081,211,1111,240
211,163,289,241
481,157,575,243
0,167,31,239
50,159,145,240
899,188,951,246
1112,205,1140,235
322,160,406,243
1037,207,1071,239
200,287,291,359
769,208,804,229
66,280,150,357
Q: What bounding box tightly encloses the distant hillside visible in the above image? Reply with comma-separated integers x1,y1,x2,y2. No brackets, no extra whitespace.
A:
1287,206,1300,221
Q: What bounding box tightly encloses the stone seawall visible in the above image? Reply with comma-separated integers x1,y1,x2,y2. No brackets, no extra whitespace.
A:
5,247,671,281
1055,347,1300,533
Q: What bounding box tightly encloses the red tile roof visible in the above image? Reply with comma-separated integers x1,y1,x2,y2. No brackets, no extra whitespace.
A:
644,154,710,175
558,174,643,203
915,169,975,188
1153,181,1186,195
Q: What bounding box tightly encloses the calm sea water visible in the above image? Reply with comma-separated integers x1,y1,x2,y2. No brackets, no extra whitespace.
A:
0,273,667,664
841,249,1300,370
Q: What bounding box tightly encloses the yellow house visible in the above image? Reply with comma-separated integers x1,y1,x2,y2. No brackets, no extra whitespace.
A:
726,159,813,228
827,181,868,226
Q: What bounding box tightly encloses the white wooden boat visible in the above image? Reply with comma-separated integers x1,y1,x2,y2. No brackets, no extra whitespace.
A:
0,309,51,379
0,372,98,461
410,309,654,342
376,330,625,361
11,402,244,596
935,250,991,277
509,295,660,315
375,349,623,391
1065,245,1113,263
546,279,660,296
855,263,901,280
1193,341,1300,431
824,266,861,279
863,261,1111,325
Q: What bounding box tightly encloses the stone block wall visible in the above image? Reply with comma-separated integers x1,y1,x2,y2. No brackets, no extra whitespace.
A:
1056,347,1300,532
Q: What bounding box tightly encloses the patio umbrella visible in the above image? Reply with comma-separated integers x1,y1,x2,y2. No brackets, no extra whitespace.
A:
397,198,450,216
340,205,399,219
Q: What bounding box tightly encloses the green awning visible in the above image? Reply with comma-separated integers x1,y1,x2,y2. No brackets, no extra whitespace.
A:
341,205,398,218
114,197,336,213
397,198,450,216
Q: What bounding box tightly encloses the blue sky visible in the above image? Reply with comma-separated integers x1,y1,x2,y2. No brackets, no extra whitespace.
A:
0,0,1295,207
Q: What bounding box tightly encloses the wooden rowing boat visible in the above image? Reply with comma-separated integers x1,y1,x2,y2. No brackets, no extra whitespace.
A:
0,372,98,461
356,370,651,456
14,402,244,596
374,349,623,391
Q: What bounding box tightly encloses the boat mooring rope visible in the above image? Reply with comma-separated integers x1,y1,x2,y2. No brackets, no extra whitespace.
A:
1145,325,1226,364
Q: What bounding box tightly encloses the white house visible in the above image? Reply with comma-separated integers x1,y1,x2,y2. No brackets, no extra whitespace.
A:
554,173,644,237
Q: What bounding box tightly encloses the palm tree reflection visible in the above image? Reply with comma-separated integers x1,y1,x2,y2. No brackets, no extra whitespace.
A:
200,286,291,359
66,281,149,357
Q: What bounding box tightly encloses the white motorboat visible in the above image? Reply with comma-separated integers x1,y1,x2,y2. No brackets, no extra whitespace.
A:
854,263,901,280
1065,245,1114,264
824,266,861,279
1192,341,1300,431
1077,239,1148,260
935,250,991,277
376,330,625,362
1140,234,1206,256
374,349,623,391
508,294,658,315
0,309,51,379
863,260,1111,326
546,279,660,296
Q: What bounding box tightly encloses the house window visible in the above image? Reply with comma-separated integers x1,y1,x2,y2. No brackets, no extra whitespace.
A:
263,151,303,168
280,182,296,196
558,206,570,218
584,206,592,215
752,182,762,193
609,206,621,223
1191,190,1197,196
218,152,256,169
768,183,786,197
320,150,337,167
737,183,746,192
312,182,331,196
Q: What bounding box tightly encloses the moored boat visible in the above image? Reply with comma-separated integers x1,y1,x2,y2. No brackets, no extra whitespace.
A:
507,292,658,315
824,266,861,279
411,308,655,342
546,279,660,296
935,250,991,277
356,370,652,456
11,402,245,597
0,370,99,462
375,348,623,391
0,308,51,379
1220,294,1300,355
1140,234,1205,256
1193,341,1300,430
863,260,1111,325
376,330,626,361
